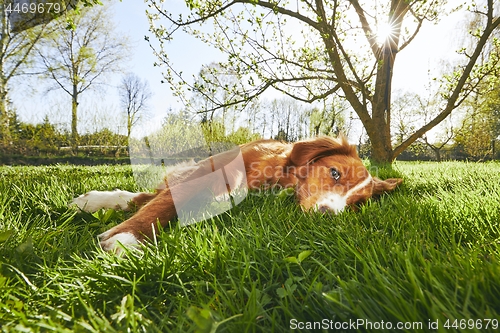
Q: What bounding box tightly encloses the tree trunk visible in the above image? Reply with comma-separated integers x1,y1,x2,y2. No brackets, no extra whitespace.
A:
434,148,441,162
0,85,10,148
364,1,407,164
0,8,11,148
492,139,496,160
127,110,132,144
365,47,396,164
71,84,78,152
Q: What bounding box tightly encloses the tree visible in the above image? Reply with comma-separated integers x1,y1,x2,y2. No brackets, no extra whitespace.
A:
454,85,500,161
454,10,500,161
118,73,152,141
391,91,419,147
309,97,349,137
391,88,461,162
265,97,303,141
0,0,103,148
36,4,129,151
190,62,243,137
147,0,500,163
0,1,49,147
6,111,69,155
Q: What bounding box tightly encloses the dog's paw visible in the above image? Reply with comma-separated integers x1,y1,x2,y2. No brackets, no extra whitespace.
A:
70,190,140,213
98,229,141,253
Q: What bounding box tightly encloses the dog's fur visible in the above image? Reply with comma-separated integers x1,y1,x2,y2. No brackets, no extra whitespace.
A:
71,136,402,252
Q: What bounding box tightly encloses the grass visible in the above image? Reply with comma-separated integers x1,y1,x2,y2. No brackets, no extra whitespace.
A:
0,162,499,332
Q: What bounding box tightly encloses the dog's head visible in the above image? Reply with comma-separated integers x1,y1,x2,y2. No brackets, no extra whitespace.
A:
289,136,402,213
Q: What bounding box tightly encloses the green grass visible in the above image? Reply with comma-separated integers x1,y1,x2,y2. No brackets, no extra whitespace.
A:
0,162,499,332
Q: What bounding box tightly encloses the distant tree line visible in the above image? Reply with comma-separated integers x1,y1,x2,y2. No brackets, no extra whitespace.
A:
2,99,497,163
2,110,127,158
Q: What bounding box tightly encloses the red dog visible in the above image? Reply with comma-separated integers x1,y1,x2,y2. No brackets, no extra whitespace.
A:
72,136,402,252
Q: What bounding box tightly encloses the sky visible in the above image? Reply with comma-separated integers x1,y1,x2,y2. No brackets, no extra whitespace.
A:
11,0,465,141
111,0,223,114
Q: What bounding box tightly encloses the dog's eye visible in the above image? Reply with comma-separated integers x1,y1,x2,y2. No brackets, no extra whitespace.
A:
330,168,341,181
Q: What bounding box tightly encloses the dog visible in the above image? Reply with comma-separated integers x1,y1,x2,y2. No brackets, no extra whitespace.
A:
71,136,402,252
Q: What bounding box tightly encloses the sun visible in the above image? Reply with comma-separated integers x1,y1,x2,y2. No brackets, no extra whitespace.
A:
376,22,395,45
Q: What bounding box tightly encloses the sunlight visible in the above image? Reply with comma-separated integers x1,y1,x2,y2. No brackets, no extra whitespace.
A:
376,22,395,45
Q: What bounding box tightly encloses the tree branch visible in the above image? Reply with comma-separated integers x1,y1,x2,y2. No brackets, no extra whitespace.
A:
348,0,379,56
394,14,500,158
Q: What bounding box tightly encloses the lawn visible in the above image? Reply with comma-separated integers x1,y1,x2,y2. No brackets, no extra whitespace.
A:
0,162,499,332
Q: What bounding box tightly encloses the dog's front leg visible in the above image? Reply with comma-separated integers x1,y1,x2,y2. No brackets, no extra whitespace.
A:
97,188,178,252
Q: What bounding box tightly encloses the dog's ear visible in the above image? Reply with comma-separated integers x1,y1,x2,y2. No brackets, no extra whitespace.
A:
372,177,403,195
290,136,357,166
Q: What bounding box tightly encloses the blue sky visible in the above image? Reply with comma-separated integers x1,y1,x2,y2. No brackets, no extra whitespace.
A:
109,0,222,136
113,0,223,116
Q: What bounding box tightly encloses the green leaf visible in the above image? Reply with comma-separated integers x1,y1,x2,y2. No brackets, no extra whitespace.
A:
16,237,33,254
298,250,312,263
284,256,299,264
0,230,13,242
186,0,200,10
186,306,215,333
284,278,294,288
276,287,287,298
277,187,295,199
103,208,117,222
93,208,119,223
